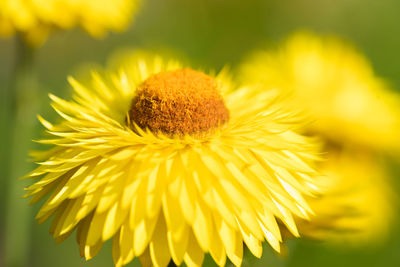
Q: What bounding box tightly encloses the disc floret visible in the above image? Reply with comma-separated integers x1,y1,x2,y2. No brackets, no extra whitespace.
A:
128,68,229,135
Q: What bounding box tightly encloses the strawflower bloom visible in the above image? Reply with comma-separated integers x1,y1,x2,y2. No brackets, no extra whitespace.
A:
0,0,141,46
238,31,397,244
24,54,321,267
239,31,400,151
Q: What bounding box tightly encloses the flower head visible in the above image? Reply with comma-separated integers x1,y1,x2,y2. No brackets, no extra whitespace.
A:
0,0,140,46
25,53,321,266
238,32,397,244
239,31,400,151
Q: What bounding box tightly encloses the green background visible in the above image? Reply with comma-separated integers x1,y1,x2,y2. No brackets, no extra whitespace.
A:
1,0,400,266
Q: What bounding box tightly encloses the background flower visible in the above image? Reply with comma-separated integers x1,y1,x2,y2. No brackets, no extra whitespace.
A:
297,149,394,244
239,32,400,151
238,31,398,245
0,0,141,46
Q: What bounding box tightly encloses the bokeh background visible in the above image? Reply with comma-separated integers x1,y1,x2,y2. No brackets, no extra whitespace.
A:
1,0,400,266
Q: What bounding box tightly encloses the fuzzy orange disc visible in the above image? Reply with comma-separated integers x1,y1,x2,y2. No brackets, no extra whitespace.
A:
128,68,229,135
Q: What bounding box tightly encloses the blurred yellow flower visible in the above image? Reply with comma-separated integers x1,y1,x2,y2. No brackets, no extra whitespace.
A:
238,31,397,245
297,149,394,244
239,32,400,152
24,54,321,266
0,0,141,46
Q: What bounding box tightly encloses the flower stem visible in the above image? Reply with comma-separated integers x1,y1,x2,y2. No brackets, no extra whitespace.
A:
4,35,39,267
167,260,177,267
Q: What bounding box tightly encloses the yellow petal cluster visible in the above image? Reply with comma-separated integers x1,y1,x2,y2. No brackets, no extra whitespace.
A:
25,54,321,266
238,31,397,244
0,0,140,46
298,149,394,244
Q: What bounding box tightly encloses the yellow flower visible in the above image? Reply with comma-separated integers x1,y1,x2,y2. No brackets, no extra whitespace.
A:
24,53,321,267
0,0,140,46
239,31,400,151
297,149,394,244
238,32,397,244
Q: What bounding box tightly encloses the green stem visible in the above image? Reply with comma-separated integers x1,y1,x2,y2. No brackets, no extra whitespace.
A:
167,260,178,267
4,35,39,267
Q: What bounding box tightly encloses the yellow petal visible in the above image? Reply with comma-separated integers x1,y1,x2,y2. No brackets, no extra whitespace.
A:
119,221,135,265
134,215,159,256
184,231,205,267
162,192,186,242
150,216,171,267
167,228,189,266
236,219,262,258
179,177,196,224
84,239,103,260
192,200,213,252
215,215,242,266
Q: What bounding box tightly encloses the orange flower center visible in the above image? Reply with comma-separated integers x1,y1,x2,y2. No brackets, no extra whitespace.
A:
128,68,229,135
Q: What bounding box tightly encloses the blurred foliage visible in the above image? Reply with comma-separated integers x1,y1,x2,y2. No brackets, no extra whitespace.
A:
1,0,400,266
